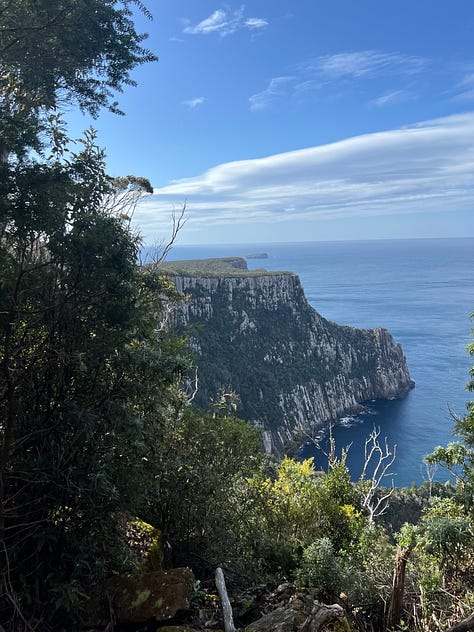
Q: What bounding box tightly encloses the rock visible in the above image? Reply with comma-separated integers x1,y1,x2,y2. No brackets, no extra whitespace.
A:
158,628,199,632
245,604,307,632
109,567,194,624
124,517,164,570
300,601,346,631
268,582,295,605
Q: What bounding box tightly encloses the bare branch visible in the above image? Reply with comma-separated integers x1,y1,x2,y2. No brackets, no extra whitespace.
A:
156,203,188,265
185,368,199,404
359,426,397,524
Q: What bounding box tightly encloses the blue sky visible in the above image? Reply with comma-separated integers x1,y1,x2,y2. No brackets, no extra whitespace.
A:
68,1,474,244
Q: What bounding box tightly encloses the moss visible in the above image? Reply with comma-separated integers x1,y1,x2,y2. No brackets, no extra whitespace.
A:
334,616,352,632
127,517,164,570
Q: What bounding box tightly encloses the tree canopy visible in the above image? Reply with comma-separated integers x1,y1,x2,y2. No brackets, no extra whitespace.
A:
0,0,157,157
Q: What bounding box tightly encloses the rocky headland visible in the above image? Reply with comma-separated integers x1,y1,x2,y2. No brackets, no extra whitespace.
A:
162,257,414,454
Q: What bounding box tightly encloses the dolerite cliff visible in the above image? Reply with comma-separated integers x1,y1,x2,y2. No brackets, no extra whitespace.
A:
162,257,414,454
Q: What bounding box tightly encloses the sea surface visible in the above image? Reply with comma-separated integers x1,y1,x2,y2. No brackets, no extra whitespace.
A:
158,238,474,488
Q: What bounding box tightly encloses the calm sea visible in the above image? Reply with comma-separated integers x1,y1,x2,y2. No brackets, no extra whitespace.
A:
159,238,474,488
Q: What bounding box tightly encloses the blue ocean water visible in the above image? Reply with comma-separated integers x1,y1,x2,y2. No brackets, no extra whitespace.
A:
162,238,474,488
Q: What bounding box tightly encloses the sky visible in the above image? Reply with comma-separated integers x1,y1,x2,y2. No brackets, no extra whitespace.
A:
67,1,474,245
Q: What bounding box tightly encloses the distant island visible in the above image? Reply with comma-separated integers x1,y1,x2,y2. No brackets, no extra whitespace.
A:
246,252,268,259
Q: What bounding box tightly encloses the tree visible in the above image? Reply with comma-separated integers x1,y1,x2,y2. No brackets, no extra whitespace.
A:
0,1,178,626
0,0,157,158
425,315,474,504
148,397,263,576
0,126,189,626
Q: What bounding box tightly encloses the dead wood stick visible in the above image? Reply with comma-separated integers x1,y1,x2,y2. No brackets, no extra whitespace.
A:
215,566,236,632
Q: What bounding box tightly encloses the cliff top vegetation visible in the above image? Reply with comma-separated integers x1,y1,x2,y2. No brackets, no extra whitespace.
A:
159,256,292,277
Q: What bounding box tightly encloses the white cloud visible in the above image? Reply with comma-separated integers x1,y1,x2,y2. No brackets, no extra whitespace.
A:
249,77,293,111
245,17,268,29
134,113,474,240
183,7,267,37
452,73,474,102
304,51,427,79
455,89,474,102
249,50,426,111
458,73,474,87
182,97,206,110
372,89,413,107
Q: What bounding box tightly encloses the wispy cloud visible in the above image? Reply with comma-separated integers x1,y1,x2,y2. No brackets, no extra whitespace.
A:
452,73,474,102
183,7,268,37
245,17,268,29
249,77,293,111
372,89,413,107
135,113,474,240
305,50,427,79
249,49,427,111
182,97,206,110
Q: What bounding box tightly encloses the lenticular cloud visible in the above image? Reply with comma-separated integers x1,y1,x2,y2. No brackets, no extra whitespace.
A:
135,112,474,237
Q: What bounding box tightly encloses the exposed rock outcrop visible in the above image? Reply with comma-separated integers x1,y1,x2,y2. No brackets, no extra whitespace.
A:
165,258,414,454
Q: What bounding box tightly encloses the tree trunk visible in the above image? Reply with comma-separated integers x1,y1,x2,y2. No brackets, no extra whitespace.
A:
387,547,409,629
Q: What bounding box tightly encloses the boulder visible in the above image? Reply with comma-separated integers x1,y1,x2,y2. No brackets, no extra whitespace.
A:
110,567,194,624
245,604,306,631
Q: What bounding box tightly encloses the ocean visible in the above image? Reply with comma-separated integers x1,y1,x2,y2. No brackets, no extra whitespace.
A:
160,238,474,488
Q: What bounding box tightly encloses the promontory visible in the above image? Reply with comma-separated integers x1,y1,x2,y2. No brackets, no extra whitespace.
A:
161,257,415,454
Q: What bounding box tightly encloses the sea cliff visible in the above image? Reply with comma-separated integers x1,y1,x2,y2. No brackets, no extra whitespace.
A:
163,258,414,453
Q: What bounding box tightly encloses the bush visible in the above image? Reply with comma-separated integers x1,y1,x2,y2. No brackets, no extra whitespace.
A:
296,537,344,600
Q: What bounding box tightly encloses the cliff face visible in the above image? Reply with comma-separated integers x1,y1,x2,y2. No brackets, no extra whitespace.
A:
168,262,414,454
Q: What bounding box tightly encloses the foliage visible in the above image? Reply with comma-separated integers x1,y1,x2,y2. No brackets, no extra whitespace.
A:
0,0,156,137
296,537,345,600
0,126,189,625
247,457,364,580
147,399,264,577
0,2,192,626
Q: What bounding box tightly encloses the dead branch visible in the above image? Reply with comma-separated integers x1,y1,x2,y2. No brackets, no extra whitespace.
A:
156,203,187,265
215,567,236,632
186,368,199,404
360,426,396,523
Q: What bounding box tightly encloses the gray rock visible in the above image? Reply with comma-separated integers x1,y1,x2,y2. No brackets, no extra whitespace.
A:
245,605,306,631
